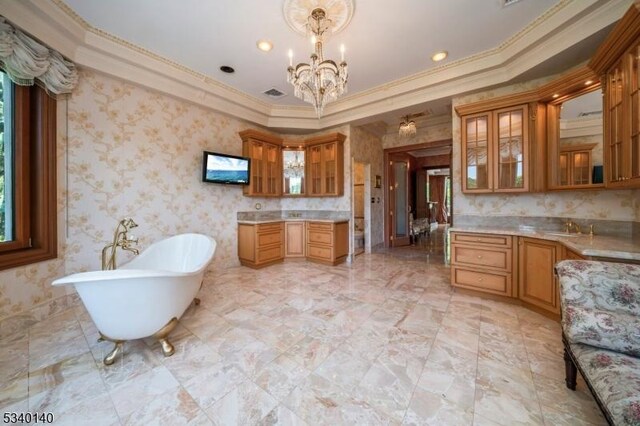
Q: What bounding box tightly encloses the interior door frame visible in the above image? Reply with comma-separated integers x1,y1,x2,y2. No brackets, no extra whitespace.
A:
383,139,452,247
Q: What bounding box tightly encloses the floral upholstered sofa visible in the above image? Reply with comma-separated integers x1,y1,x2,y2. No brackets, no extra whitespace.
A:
556,260,640,426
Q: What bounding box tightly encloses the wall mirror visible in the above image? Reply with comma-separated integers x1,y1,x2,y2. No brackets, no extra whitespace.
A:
283,147,305,195
548,82,604,189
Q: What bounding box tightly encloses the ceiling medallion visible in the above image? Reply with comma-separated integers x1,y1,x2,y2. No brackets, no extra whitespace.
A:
283,0,354,36
286,7,349,117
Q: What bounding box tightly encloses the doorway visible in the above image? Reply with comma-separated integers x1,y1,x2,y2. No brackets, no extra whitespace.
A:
383,140,452,248
352,161,368,256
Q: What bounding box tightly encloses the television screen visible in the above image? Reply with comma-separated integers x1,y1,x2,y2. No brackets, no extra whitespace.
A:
202,151,250,185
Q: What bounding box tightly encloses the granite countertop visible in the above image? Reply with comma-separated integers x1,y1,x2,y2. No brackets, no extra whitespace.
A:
449,226,640,261
237,218,349,224
237,210,350,225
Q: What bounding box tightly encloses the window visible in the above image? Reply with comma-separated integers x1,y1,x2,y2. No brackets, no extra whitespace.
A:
0,71,57,270
1,72,12,242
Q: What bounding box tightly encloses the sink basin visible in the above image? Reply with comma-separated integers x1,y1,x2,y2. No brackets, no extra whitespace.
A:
544,232,582,238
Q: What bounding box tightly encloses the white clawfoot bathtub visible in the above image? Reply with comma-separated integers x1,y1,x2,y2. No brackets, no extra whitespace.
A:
52,233,216,363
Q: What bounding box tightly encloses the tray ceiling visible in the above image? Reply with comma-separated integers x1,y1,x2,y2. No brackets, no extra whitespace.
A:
62,0,560,106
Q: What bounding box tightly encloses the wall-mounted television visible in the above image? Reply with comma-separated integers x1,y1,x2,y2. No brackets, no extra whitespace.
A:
202,151,250,185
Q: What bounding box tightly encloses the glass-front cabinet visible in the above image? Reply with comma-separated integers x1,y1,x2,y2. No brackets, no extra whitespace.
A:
462,113,491,192
461,104,532,193
305,133,345,197
239,130,283,197
239,129,345,197
589,5,640,189
495,106,527,191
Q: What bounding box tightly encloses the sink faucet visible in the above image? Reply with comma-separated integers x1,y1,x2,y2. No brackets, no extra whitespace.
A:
564,219,581,234
101,218,140,270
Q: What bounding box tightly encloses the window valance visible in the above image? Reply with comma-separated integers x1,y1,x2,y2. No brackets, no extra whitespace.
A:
0,16,78,95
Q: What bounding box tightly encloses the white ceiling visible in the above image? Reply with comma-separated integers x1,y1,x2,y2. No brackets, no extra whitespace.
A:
62,0,560,107
561,89,603,119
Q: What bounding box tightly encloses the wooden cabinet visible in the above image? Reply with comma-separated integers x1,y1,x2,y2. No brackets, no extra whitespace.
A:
305,133,345,196
459,103,545,193
450,232,515,296
285,221,306,258
559,144,595,186
239,130,283,197
518,237,561,315
238,222,284,268
306,221,349,265
589,4,640,188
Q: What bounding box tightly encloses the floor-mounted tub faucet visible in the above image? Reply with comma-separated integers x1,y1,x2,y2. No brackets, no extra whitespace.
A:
101,218,139,270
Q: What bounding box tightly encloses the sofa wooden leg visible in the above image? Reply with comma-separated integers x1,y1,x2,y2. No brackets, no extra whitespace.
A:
564,348,577,390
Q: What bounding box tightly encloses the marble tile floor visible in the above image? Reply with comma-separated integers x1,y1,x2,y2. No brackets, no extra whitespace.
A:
0,249,605,425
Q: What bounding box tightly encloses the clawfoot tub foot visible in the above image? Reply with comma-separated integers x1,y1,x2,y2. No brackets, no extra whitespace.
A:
104,341,124,365
98,332,126,366
153,317,178,357
193,297,201,306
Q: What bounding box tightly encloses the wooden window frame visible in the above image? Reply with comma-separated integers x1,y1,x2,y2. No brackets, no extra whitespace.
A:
0,83,57,270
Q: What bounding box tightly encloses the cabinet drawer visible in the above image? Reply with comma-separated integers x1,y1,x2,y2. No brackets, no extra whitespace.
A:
452,267,512,296
307,245,332,260
307,222,333,231
452,245,511,271
308,230,332,245
257,231,282,248
257,246,282,263
451,232,512,247
257,222,283,233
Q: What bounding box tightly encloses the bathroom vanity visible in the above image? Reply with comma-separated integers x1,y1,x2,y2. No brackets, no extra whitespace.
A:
237,211,350,268
450,225,640,318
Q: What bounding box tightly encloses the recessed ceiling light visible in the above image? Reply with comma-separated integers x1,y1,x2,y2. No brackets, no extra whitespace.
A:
257,40,273,52
585,80,593,85
431,51,448,62
220,66,235,74
552,94,560,98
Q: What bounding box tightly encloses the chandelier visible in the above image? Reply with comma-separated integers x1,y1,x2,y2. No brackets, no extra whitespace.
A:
284,151,305,179
287,8,348,118
399,115,417,138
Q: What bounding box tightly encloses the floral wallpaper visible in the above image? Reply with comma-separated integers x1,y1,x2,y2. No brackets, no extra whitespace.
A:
451,76,637,221
64,70,284,274
0,70,363,323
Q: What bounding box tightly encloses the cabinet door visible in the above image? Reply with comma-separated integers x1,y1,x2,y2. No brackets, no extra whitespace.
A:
569,151,592,185
518,237,560,314
494,105,528,191
285,222,306,257
559,152,568,186
307,145,322,195
606,60,626,186
249,142,264,194
323,142,337,195
462,113,492,192
264,143,280,196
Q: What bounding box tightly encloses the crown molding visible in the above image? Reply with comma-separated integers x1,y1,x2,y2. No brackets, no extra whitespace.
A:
1,0,631,130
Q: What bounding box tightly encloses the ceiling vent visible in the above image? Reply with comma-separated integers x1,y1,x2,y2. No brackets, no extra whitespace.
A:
503,0,524,7
578,110,603,117
263,88,287,99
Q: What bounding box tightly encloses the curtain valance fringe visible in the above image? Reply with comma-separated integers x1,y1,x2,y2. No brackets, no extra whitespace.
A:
0,16,78,96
